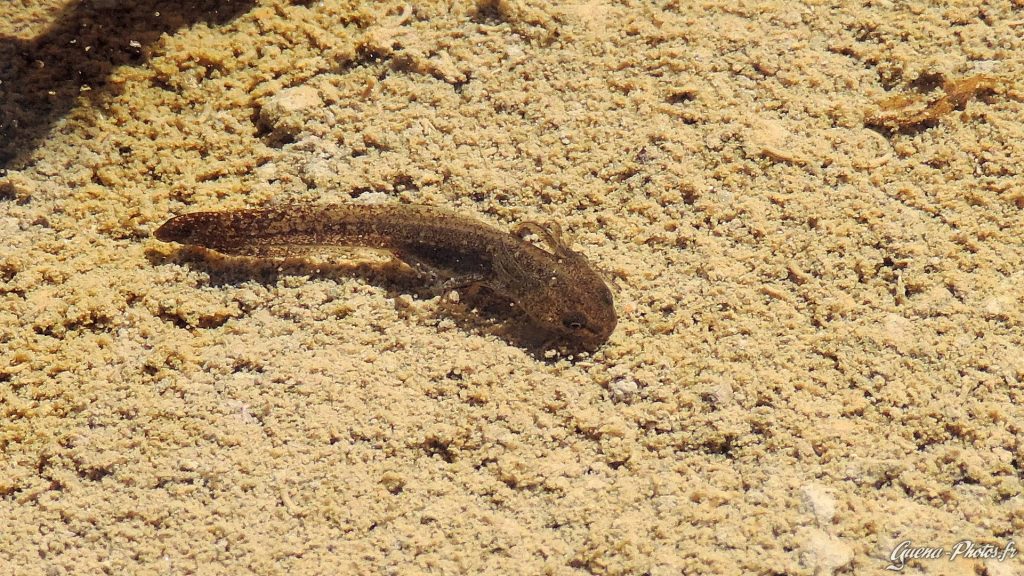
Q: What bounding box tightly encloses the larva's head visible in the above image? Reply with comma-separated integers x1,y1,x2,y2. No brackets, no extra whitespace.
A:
519,252,617,351
553,272,617,350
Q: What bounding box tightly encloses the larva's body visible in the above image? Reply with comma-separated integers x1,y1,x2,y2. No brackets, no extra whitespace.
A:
154,204,616,349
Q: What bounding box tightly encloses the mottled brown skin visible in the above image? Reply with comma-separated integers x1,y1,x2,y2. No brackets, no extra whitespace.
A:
154,204,617,350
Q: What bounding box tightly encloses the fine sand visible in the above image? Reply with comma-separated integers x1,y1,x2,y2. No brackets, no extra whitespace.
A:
1,1,1022,574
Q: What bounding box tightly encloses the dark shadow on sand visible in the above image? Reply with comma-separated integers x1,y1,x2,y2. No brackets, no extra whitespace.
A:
0,0,256,168
144,245,595,361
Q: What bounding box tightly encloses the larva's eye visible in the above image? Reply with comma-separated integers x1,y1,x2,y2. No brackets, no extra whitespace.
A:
562,315,586,331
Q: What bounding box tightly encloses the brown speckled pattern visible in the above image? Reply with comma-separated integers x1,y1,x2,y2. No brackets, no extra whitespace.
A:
155,203,617,349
